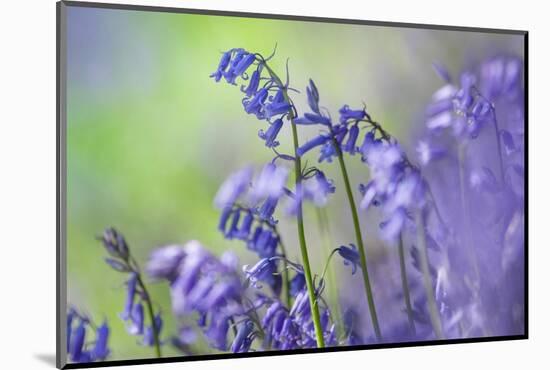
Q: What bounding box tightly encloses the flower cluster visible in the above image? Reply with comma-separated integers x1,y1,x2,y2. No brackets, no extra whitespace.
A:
67,308,110,363
99,228,164,350
210,48,292,148
68,49,524,364
147,241,245,350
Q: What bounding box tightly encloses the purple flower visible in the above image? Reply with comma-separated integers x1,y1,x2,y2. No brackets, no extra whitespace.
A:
242,69,261,97
243,258,276,287
214,166,253,209
336,244,360,274
306,79,320,113
69,321,87,362
296,135,331,157
249,163,288,203
339,104,366,124
258,118,284,148
91,321,110,360
289,272,305,296
146,245,185,283
342,124,360,154
480,56,523,100
264,89,291,119
100,227,129,261
235,211,254,240
120,273,138,321
294,113,331,126
210,50,232,82
205,313,230,350
243,87,268,119
127,302,144,335
231,320,255,352
142,314,163,347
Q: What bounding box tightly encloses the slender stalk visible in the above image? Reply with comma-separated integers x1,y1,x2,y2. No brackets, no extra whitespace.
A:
136,275,162,357
334,144,382,341
263,63,325,347
276,234,292,308
316,208,343,338
415,211,444,340
397,233,416,335
290,121,325,348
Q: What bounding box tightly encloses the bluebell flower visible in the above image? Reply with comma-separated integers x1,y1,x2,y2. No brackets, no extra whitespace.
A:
91,321,110,360
69,321,87,363
315,171,336,195
148,241,245,346
210,50,232,82
258,118,283,148
218,206,233,235
289,272,305,296
246,226,277,258
67,309,75,351
205,313,230,350
342,123,359,154
286,171,335,215
243,258,279,289
200,279,243,311
343,308,364,345
100,227,129,260
146,245,186,283
231,320,255,352
214,166,253,209
480,56,523,100
235,211,254,240
127,302,145,335
258,196,279,221
232,53,256,79
264,89,291,119
242,68,261,96
67,311,110,364
249,163,288,203
336,244,360,274
294,113,332,126
225,209,241,239
306,79,320,113
243,87,268,119
142,314,163,347
296,135,331,157
104,258,130,272
339,104,366,124
120,272,138,321
223,49,248,84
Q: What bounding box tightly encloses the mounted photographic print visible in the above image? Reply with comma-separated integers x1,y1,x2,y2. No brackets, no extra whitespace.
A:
56,1,527,368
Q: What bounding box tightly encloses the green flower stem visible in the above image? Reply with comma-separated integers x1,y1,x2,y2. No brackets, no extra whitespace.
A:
275,230,292,308
316,208,343,338
397,233,416,335
334,143,382,341
135,274,162,357
264,63,325,348
415,211,444,339
290,121,325,348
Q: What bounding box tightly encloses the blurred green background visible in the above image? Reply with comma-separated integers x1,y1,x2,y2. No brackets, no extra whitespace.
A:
66,5,523,361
